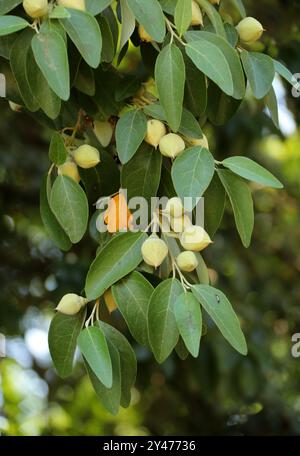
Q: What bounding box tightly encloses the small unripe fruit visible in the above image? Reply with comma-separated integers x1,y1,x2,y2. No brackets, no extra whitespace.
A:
186,133,209,149
176,251,199,272
73,145,100,169
180,225,212,252
57,0,85,11
138,25,153,42
171,214,192,233
58,160,81,183
104,289,117,313
191,1,203,26
56,293,87,315
93,120,114,147
165,197,184,218
141,235,168,268
23,0,48,18
236,17,264,44
145,119,166,148
8,101,22,112
159,133,185,159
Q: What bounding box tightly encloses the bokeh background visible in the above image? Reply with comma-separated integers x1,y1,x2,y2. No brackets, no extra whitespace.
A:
1,0,300,436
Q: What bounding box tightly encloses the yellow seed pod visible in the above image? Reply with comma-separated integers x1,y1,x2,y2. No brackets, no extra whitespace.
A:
56,293,87,315
176,251,199,272
23,0,48,18
171,214,192,233
8,101,22,112
159,133,185,159
58,160,81,183
73,145,100,169
236,17,264,44
186,133,209,149
138,25,153,42
191,1,203,26
141,235,168,268
104,289,118,314
57,0,85,11
180,225,212,252
93,120,114,147
165,197,184,218
145,119,166,148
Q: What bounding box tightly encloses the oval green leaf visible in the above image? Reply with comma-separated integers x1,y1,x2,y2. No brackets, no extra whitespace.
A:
0,15,28,37
116,109,147,164
78,326,113,388
50,175,89,244
48,308,86,378
85,231,148,300
127,0,166,43
218,169,254,248
192,284,247,355
155,44,185,132
112,271,154,347
222,156,283,189
172,146,215,208
174,292,202,358
241,51,275,100
59,8,102,68
148,278,183,363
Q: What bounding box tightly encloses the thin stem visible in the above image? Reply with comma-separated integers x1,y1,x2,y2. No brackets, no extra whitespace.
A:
164,17,187,46
85,301,98,327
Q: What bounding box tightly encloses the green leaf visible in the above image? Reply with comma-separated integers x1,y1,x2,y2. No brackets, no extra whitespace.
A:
99,321,137,408
195,253,210,285
85,231,147,300
49,5,71,19
192,284,247,355
197,0,226,38
172,146,215,207
0,0,22,15
99,15,115,63
204,173,226,238
49,132,67,166
159,0,175,15
155,44,185,132
186,39,234,97
59,9,102,68
184,56,207,116
174,292,202,358
127,0,166,43
222,156,283,189
218,169,254,248
50,175,89,244
116,109,147,164
148,278,183,363
264,86,279,130
32,29,70,100
179,109,203,139
274,59,300,94
48,308,86,378
175,0,192,37
74,61,95,96
0,15,28,37
86,0,113,15
119,0,135,51
78,326,112,388
40,175,72,251
9,29,40,112
186,31,245,99
121,143,162,202
241,51,275,99
84,341,121,415
26,49,61,119
112,272,153,347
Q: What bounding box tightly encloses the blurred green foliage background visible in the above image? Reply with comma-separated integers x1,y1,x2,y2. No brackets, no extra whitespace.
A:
1,0,300,436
